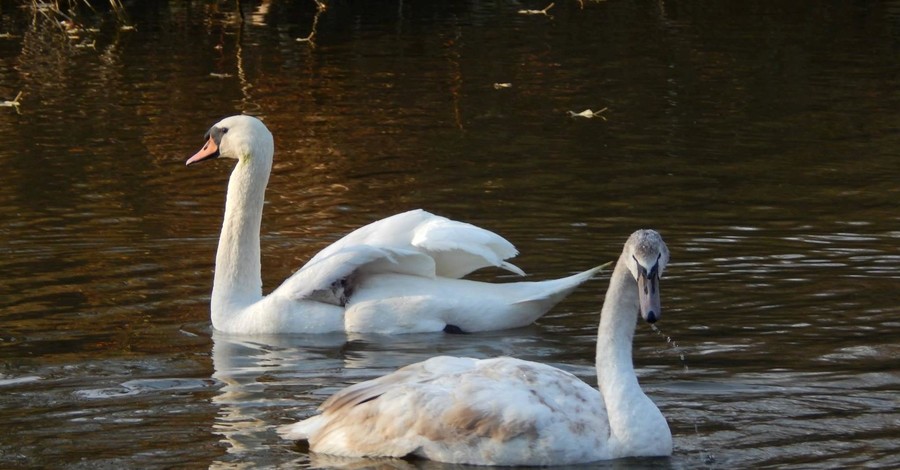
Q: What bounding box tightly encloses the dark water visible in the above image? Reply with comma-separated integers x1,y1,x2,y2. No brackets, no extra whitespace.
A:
1,1,898,468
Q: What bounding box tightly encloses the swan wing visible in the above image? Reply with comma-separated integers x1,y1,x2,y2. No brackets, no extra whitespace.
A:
280,356,610,465
410,215,525,278
272,245,436,304
307,209,524,279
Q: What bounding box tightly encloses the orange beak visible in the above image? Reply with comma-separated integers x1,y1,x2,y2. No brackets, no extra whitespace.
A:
186,134,220,166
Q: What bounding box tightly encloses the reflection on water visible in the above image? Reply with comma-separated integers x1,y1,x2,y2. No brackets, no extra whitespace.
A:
1,0,899,468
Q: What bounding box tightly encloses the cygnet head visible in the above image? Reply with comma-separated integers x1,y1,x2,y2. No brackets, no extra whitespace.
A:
186,115,274,166
623,229,669,324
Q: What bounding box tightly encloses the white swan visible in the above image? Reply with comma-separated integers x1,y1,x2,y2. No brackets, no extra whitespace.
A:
279,229,673,465
186,115,603,335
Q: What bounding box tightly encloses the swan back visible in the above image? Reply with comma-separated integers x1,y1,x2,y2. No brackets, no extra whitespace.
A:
282,356,612,465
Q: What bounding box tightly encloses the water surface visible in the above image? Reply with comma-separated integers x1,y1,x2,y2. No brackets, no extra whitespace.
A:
1,1,898,468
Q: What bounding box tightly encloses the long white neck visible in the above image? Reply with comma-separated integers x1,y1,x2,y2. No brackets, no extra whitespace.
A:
211,156,271,322
596,251,670,456
597,252,640,395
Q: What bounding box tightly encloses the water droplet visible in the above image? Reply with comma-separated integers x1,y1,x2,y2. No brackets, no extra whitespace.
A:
648,323,688,371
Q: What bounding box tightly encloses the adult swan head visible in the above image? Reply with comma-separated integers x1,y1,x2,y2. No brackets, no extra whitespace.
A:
279,229,673,464
186,115,604,335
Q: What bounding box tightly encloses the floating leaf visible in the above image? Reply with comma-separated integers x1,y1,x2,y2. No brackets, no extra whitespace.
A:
567,107,608,120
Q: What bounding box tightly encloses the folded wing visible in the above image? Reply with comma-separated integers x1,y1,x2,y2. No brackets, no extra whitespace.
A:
272,245,437,304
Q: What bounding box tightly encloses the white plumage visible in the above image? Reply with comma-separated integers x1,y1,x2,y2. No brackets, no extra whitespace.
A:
280,229,674,465
186,115,601,335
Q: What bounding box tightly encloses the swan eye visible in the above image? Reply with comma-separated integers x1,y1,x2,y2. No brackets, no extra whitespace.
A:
632,255,647,278
209,126,228,145
648,254,661,279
